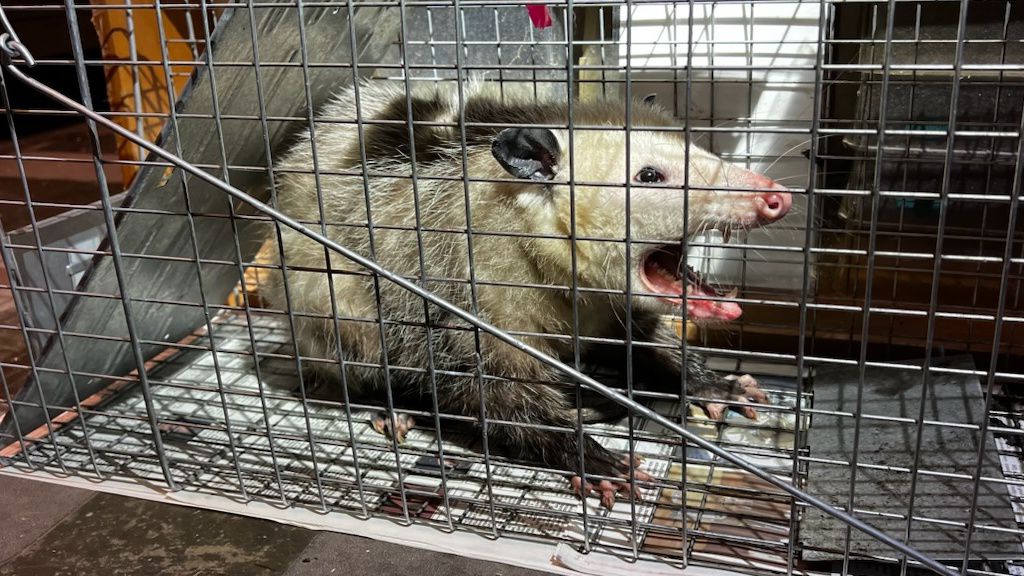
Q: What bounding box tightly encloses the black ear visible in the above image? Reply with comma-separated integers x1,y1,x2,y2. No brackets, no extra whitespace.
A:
643,93,657,106
491,128,560,181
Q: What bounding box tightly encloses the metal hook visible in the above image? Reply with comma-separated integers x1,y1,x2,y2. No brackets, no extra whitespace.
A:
0,5,37,67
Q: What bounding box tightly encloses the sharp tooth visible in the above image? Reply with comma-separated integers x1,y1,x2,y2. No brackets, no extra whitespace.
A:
723,227,732,243
724,287,738,299
686,285,694,295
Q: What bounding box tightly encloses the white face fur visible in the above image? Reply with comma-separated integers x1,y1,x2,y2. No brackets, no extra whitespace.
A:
521,126,791,319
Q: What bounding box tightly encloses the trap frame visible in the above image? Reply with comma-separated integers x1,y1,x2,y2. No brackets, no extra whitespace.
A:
0,0,1022,574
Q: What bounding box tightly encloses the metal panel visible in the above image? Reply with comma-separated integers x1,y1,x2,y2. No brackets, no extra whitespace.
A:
1,1,401,438
5,193,127,352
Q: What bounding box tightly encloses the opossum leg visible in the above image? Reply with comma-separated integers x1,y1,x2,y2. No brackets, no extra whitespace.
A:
633,319,769,421
371,412,416,444
447,378,650,509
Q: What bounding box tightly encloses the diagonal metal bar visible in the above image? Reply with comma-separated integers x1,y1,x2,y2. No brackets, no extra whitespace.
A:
0,54,958,576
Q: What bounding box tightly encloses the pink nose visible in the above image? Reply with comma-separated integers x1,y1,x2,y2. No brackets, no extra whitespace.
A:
745,172,791,222
740,171,792,223
758,189,791,222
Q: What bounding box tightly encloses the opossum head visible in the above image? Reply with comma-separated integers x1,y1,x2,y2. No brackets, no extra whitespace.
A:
490,99,791,322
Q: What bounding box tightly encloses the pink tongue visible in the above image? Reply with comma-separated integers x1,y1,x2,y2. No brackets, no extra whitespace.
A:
687,287,742,321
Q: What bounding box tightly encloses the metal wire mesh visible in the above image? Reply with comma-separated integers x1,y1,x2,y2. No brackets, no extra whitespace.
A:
0,1,1022,574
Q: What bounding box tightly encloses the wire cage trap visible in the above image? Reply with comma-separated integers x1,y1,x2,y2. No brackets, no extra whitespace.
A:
0,0,1022,575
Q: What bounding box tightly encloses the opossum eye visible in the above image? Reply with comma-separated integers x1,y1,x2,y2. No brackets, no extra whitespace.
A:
635,167,665,184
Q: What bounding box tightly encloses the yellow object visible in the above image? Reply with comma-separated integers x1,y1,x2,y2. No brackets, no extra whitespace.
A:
667,316,699,343
91,0,210,186
227,240,274,308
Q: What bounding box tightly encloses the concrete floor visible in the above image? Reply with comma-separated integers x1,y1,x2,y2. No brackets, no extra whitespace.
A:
0,475,552,576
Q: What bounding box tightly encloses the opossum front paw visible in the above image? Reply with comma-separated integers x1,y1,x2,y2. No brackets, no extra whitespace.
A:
702,374,768,421
568,437,652,510
371,412,416,444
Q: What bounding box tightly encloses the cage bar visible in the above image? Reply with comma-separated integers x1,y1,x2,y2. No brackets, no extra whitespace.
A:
0,1,1022,575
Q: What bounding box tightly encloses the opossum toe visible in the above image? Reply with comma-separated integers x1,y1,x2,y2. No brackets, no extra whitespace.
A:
574,477,641,510
570,476,596,500
371,412,416,444
726,373,768,403
704,402,727,420
702,398,760,421
719,374,769,420
598,480,618,509
617,455,652,482
745,385,769,405
623,453,646,468
570,443,651,509
616,480,644,502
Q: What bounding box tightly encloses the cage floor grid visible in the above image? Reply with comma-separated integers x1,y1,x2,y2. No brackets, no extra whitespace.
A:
3,312,815,574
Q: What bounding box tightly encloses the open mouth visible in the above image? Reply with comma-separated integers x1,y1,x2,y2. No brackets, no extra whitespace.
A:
639,243,742,322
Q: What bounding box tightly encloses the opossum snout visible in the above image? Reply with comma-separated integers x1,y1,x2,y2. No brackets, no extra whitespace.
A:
737,170,791,224
756,190,791,223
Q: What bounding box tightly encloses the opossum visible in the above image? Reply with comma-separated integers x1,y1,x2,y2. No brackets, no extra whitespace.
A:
263,80,792,509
